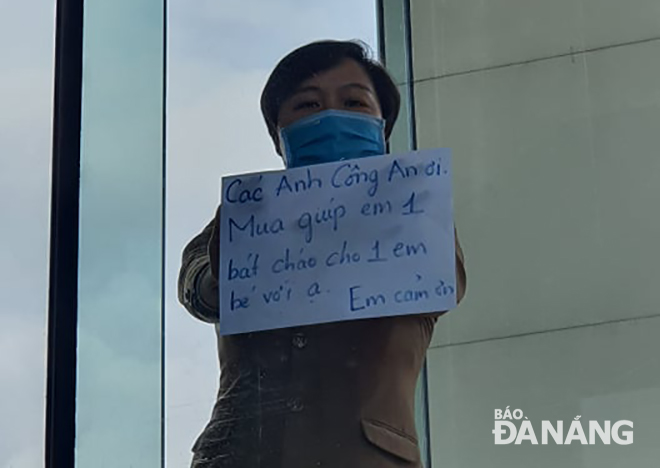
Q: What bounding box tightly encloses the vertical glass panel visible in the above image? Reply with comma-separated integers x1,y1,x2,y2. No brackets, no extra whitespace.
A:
382,0,412,153
388,83,413,154
0,0,55,466
402,0,660,466
167,1,436,468
381,0,408,85
76,0,165,465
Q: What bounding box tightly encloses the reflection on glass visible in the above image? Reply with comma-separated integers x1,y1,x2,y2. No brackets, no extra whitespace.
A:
169,0,471,462
76,0,164,465
175,38,465,467
168,0,660,467
0,0,54,466
166,2,390,467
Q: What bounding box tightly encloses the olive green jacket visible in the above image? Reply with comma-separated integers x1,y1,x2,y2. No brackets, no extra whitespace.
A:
178,206,467,468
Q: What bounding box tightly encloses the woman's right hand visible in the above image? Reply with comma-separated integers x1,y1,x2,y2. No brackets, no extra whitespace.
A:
208,205,221,281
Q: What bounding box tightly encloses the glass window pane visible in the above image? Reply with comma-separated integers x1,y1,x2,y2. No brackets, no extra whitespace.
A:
167,2,440,467
75,0,165,465
0,0,55,466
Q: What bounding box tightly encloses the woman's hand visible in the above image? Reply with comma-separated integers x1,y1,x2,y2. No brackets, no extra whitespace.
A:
208,205,221,281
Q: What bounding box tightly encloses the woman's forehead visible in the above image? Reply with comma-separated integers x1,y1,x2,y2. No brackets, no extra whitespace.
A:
295,59,375,92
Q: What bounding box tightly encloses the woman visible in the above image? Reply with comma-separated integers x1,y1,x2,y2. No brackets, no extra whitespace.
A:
178,40,467,468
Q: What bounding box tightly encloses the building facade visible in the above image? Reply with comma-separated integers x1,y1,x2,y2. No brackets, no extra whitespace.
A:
381,0,660,466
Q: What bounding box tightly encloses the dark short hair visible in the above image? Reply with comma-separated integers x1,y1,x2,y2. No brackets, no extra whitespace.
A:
260,40,401,155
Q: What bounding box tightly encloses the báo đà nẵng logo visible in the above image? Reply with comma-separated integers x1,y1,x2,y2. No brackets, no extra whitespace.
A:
493,407,633,445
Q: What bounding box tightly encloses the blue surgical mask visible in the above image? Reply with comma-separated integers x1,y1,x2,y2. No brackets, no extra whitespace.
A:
279,109,386,168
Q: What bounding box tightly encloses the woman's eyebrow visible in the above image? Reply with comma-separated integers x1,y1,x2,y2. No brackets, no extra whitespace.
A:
340,83,375,94
289,83,375,100
291,85,322,96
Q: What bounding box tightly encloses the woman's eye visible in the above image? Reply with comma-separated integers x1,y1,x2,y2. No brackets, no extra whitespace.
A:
345,99,367,108
293,101,319,110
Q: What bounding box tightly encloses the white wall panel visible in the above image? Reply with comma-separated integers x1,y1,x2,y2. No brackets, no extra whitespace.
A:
427,317,660,468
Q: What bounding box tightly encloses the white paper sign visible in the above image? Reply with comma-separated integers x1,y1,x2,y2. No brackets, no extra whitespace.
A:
219,148,456,335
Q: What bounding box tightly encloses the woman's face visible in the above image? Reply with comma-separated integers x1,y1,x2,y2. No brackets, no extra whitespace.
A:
276,58,383,131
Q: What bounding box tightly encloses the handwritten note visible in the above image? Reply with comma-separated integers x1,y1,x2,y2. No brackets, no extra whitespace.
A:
218,148,456,335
